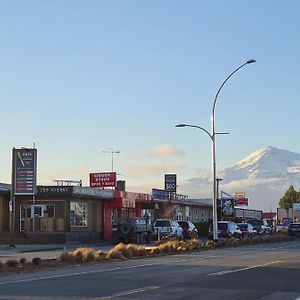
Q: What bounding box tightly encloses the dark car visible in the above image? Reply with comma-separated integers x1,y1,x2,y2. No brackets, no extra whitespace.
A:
237,223,257,239
112,217,153,244
178,221,199,239
288,223,300,236
245,219,266,235
208,221,242,240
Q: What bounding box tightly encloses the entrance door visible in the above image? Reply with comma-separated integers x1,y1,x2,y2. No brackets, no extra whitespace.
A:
20,205,44,231
20,205,31,231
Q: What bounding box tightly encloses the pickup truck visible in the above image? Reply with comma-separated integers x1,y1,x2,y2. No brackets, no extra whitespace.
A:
112,217,153,244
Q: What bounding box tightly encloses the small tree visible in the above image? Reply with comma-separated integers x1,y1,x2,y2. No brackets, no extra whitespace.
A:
279,185,299,209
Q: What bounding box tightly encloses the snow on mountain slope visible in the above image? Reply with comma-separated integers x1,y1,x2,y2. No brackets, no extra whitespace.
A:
181,146,300,211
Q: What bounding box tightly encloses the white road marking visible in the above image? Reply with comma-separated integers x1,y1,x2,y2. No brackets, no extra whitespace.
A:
208,260,284,276
108,285,159,297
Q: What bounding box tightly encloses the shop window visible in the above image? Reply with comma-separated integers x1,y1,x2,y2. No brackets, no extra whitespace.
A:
70,202,88,227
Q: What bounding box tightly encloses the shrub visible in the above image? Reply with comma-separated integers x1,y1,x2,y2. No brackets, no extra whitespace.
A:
6,259,19,268
94,250,106,261
106,249,124,260
137,246,147,257
150,246,161,255
126,244,139,257
58,252,76,264
19,257,27,265
0,261,3,269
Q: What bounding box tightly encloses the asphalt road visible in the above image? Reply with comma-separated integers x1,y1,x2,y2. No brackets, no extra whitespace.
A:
0,240,300,300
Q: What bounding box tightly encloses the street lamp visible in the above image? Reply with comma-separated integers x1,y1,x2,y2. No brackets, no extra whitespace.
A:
176,59,256,241
102,148,120,172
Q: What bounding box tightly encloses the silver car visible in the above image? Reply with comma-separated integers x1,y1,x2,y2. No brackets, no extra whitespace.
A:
153,219,184,239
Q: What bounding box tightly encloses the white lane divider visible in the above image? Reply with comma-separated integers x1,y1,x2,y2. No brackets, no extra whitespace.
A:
208,260,284,276
108,285,159,297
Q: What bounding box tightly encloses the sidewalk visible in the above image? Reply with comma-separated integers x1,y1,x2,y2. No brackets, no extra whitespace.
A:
0,241,113,262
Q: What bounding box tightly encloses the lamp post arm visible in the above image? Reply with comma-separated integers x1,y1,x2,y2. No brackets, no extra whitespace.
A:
183,124,213,140
212,61,248,117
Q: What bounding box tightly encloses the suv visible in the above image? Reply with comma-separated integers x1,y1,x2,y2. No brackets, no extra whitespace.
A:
178,221,199,239
246,219,272,235
153,219,183,240
112,217,153,244
208,221,242,240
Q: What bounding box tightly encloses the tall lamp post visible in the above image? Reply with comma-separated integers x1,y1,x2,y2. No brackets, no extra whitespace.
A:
176,59,256,241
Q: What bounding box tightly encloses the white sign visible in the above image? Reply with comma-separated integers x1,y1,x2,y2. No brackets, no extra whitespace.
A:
234,192,245,198
9,200,13,212
293,203,300,210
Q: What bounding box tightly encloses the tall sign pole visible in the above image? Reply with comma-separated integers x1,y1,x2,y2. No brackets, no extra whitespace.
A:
10,148,37,247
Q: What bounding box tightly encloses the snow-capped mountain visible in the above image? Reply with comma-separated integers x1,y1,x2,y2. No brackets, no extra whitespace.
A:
182,146,300,211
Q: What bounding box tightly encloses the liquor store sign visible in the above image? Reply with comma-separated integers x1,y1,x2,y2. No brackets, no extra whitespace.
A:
89,172,116,188
13,148,37,195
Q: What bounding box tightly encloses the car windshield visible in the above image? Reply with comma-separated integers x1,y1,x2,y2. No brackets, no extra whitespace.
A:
237,224,247,230
290,224,300,228
218,223,227,230
155,220,170,227
178,221,188,229
248,220,263,226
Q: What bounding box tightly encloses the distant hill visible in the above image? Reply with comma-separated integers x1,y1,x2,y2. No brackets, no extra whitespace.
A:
181,146,300,211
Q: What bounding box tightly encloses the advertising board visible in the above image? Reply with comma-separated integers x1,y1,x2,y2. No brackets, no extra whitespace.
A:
89,172,116,188
13,148,37,195
152,188,169,201
164,174,177,193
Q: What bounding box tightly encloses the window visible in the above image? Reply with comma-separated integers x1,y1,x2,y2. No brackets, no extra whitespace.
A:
70,202,88,227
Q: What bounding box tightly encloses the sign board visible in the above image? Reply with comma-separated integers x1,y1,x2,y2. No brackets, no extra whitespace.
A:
234,197,249,206
293,203,300,210
13,148,37,195
218,198,234,217
89,172,116,188
36,186,73,197
164,174,177,193
152,188,169,201
234,192,245,198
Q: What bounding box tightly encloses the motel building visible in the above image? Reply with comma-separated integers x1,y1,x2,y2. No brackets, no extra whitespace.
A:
0,182,215,244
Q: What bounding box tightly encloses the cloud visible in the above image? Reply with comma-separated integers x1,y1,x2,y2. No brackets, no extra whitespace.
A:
144,145,184,157
125,163,186,179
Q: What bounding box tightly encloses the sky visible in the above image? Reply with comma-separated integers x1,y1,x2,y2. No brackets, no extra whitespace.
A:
1,1,300,203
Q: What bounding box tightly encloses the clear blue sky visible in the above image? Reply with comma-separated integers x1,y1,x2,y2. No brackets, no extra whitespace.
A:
1,1,300,196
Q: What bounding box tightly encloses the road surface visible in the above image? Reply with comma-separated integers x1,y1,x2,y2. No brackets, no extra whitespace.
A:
0,240,299,299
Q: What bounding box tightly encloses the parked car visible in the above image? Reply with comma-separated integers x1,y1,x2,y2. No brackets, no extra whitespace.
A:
245,219,271,235
208,221,242,240
112,217,153,244
236,223,257,239
178,221,199,239
288,223,300,236
153,219,184,240
276,224,289,233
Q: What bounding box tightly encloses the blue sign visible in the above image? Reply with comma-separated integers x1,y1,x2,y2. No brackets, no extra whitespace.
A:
152,188,169,201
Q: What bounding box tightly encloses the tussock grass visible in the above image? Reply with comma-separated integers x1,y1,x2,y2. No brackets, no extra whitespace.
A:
94,250,106,261
6,259,19,268
106,249,124,260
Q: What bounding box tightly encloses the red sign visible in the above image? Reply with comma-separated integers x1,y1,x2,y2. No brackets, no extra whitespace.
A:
234,197,249,206
89,172,116,188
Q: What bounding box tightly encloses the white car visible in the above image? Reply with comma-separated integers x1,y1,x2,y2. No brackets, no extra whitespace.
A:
153,219,184,239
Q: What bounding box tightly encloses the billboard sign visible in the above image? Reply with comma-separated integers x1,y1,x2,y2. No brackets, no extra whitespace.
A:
218,198,234,217
89,172,116,188
13,148,37,195
164,174,177,193
234,197,249,206
234,192,245,198
152,188,169,201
